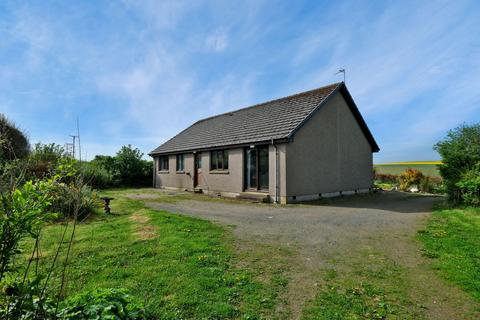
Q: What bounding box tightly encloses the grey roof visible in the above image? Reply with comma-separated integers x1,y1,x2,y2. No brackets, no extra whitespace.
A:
150,82,379,155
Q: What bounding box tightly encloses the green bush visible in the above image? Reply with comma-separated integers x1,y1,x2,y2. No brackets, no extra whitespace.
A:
435,123,480,204
456,165,480,206
0,276,56,320
50,183,100,220
115,145,152,187
28,143,67,180
79,162,115,189
0,114,30,161
57,288,146,320
0,179,57,281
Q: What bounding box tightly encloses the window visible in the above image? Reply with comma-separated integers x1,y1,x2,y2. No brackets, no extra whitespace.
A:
158,156,169,171
176,154,185,171
210,150,228,170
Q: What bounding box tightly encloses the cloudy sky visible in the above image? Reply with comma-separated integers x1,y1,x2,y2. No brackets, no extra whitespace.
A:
1,0,479,163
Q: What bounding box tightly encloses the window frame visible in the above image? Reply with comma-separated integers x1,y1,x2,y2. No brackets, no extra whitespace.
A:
210,150,229,171
158,156,169,171
176,154,185,172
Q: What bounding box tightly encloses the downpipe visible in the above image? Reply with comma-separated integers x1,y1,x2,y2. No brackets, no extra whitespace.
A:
271,138,279,204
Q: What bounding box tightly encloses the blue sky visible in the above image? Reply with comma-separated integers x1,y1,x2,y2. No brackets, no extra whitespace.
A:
0,0,479,163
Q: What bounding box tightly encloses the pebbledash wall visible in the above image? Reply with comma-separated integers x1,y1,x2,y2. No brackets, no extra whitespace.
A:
153,146,288,199
153,90,373,204
283,92,373,203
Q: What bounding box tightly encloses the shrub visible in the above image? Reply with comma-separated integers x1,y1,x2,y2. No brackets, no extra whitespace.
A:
57,288,146,320
0,276,56,320
374,173,398,183
0,179,57,281
398,168,424,191
78,162,114,189
115,145,152,187
50,183,100,220
434,123,480,203
455,165,480,206
28,143,67,179
0,114,30,161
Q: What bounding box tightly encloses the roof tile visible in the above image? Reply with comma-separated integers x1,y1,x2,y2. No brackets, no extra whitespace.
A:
150,82,342,154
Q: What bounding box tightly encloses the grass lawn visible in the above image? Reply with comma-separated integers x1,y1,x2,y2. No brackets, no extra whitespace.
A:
417,207,480,300
301,248,424,320
22,189,290,319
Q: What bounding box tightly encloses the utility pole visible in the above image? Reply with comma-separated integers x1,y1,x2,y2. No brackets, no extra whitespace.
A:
69,135,78,159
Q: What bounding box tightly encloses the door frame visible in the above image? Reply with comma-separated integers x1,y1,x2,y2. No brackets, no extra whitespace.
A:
193,152,201,188
244,145,269,192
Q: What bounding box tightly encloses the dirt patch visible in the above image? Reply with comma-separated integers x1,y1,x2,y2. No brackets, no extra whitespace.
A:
133,225,157,239
130,210,157,240
125,193,160,200
130,212,150,223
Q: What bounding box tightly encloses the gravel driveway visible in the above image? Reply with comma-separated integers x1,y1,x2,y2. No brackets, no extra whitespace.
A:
146,191,436,255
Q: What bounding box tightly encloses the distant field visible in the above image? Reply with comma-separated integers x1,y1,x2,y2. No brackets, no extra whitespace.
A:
374,161,442,177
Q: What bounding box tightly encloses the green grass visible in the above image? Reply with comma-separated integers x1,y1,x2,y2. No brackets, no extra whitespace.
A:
302,249,425,320
21,190,290,319
374,163,440,177
417,207,480,300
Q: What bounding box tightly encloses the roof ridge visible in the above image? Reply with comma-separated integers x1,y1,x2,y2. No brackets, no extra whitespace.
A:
194,82,343,125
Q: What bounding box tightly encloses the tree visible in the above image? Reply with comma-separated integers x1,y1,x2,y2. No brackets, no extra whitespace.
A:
28,143,66,179
0,114,30,161
434,123,480,202
115,145,152,186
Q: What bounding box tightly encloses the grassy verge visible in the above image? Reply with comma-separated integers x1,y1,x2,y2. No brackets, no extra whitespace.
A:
22,189,290,319
302,248,425,320
417,207,480,300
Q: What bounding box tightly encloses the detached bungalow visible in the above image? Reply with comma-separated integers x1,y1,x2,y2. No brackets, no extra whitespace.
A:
149,82,379,204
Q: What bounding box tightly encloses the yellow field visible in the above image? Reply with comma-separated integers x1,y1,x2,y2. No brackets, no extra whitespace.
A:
374,161,442,177
380,161,442,165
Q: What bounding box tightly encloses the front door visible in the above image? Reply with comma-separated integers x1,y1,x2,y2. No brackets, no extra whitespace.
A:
194,153,202,188
245,146,269,191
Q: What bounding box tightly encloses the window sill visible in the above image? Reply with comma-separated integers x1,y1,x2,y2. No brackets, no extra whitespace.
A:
209,170,229,174
176,170,185,174
158,170,169,174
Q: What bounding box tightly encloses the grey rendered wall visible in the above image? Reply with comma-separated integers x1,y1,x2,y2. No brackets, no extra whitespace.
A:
197,148,244,194
285,91,373,196
155,153,194,190
154,148,245,194
268,144,287,200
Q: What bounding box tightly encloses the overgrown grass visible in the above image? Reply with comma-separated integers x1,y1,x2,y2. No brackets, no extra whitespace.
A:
302,249,424,320
417,207,480,300
21,189,290,319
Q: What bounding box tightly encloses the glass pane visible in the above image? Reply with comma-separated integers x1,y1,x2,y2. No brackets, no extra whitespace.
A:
211,151,217,170
223,151,228,169
218,151,223,169
259,147,269,189
246,149,257,189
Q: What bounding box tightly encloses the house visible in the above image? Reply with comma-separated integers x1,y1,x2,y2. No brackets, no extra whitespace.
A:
149,82,379,204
